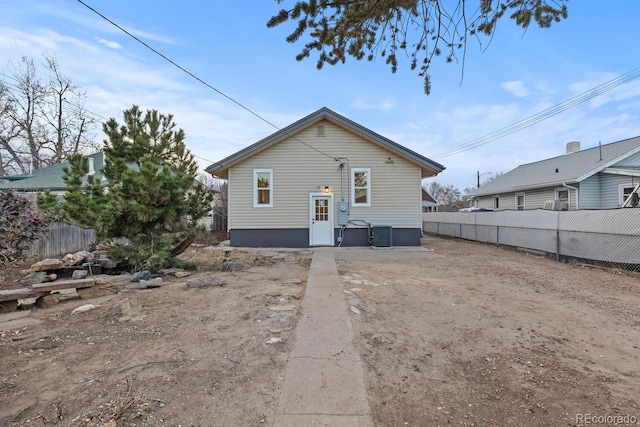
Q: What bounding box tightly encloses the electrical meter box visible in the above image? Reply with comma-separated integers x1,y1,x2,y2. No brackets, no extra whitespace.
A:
338,201,349,225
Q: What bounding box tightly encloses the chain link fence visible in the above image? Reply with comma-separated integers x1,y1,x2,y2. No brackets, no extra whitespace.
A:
423,208,640,274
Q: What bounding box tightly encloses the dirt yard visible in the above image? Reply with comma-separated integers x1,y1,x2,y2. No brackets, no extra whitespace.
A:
1,236,639,426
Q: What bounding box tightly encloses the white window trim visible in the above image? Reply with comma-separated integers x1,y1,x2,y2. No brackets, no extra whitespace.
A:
492,195,500,210
351,167,371,207
619,183,636,205
555,189,569,201
515,192,525,210
253,169,273,208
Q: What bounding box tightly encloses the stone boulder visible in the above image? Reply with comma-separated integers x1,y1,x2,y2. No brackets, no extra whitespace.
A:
62,251,89,266
30,258,63,272
186,276,225,288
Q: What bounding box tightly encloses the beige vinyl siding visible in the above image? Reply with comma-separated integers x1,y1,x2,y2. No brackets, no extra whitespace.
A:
228,120,422,230
521,189,558,209
476,187,577,210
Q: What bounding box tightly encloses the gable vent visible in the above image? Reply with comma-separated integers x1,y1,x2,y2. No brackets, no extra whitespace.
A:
317,124,325,137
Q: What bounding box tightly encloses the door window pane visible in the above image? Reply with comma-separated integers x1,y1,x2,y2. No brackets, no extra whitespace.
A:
315,199,328,221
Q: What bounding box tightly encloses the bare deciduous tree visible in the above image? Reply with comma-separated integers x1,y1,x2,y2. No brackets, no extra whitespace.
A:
0,54,97,176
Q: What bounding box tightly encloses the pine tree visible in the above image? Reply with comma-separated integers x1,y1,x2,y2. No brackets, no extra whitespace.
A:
267,0,568,94
39,105,213,271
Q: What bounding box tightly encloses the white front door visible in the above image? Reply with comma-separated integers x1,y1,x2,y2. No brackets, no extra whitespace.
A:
310,193,334,246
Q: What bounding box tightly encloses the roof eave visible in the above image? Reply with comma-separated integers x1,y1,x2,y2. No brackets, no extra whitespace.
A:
576,145,640,182
205,107,445,178
472,179,579,197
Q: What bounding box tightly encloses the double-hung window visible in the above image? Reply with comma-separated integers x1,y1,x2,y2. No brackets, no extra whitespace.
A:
515,193,525,210
351,168,371,207
254,169,273,207
620,184,638,206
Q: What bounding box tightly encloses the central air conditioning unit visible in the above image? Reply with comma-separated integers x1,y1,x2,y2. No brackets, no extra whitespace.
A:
372,225,392,248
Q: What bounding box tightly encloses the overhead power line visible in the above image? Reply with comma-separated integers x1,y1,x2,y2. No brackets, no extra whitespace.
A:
75,0,336,161
432,67,640,159
75,1,638,164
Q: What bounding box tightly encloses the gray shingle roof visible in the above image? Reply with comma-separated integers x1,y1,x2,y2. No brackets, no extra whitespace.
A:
472,136,640,196
206,107,445,179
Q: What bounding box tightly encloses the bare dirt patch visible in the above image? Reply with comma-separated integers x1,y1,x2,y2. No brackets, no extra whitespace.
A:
336,236,640,426
0,247,311,426
1,237,639,426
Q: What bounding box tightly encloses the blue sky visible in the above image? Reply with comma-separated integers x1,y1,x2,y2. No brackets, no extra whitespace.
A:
1,0,639,190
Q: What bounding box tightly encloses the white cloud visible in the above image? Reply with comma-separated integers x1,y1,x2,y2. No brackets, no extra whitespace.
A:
501,80,530,98
96,38,122,49
588,80,640,109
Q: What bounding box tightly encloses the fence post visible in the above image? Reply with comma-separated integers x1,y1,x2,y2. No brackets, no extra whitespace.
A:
556,211,560,262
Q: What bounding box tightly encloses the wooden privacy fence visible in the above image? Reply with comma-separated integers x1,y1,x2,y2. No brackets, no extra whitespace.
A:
27,222,96,259
423,209,640,271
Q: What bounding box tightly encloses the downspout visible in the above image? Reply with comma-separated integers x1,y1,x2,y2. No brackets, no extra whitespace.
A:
563,183,579,210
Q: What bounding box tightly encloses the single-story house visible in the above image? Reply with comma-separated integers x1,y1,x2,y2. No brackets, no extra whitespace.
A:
205,107,445,247
0,152,105,201
470,137,640,210
422,188,438,212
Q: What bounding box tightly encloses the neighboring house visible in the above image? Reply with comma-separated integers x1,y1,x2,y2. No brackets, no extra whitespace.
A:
422,188,438,212
0,152,105,201
205,107,445,247
471,137,640,210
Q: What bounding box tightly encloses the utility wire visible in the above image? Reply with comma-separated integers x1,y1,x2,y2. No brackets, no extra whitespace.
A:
75,0,336,161
432,67,640,159
74,1,639,164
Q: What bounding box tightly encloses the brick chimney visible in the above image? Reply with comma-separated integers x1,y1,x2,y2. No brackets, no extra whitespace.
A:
566,141,580,154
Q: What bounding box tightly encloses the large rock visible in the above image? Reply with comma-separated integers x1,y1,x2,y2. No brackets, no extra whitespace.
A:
139,277,162,289
95,257,117,269
131,270,152,282
0,300,18,313
186,276,225,288
62,251,89,266
36,294,60,308
30,258,63,272
29,271,52,284
72,269,89,280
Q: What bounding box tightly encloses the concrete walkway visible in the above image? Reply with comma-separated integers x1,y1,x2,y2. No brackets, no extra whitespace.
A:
274,247,373,427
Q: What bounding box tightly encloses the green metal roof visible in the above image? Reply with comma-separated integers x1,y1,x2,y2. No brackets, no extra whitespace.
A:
0,152,105,192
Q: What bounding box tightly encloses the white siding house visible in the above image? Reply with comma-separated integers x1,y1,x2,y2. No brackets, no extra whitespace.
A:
205,107,445,247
